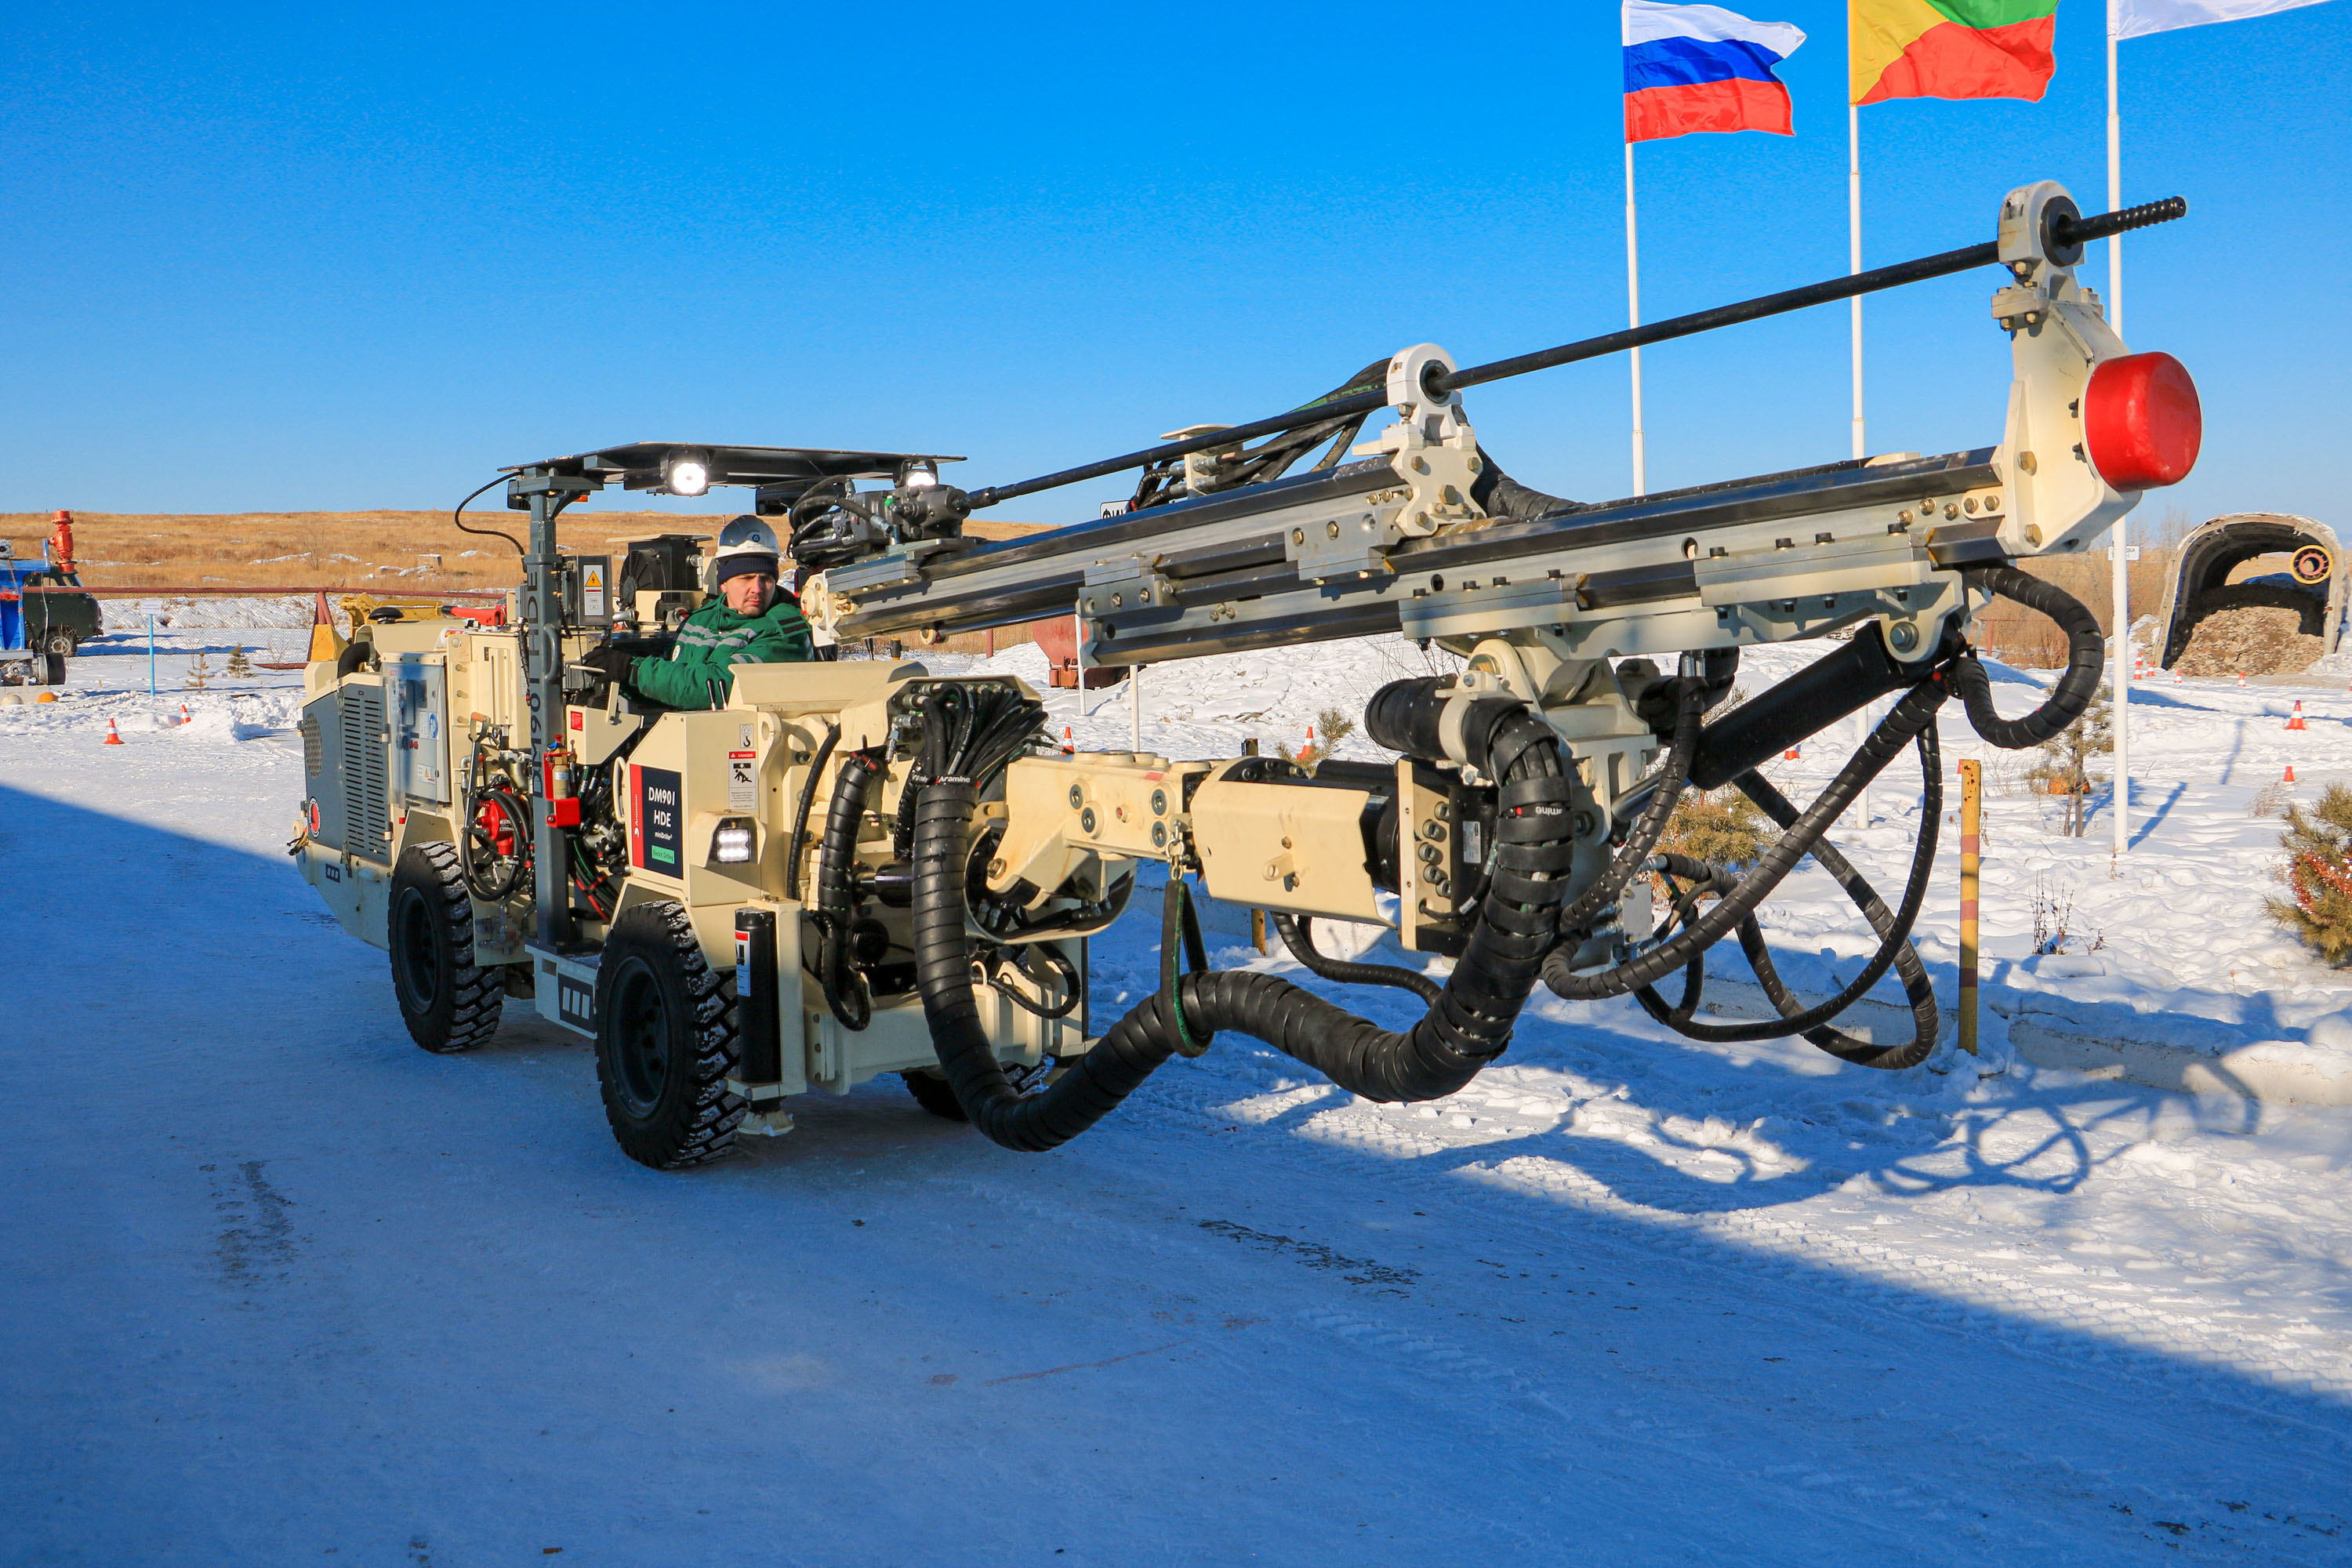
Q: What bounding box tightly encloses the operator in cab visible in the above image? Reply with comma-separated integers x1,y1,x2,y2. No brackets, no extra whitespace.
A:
623,517,813,709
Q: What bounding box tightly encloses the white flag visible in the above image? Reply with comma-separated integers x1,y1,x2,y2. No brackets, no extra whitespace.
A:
2116,0,2335,39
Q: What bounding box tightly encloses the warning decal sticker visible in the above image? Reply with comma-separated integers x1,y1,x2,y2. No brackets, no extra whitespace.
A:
728,750,757,811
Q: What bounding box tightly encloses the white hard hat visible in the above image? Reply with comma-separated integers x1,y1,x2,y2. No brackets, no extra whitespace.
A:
713,515,782,585
717,516,782,559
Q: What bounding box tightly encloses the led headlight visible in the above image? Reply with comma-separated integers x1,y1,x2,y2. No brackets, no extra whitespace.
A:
712,818,755,864
664,448,712,497
897,458,939,489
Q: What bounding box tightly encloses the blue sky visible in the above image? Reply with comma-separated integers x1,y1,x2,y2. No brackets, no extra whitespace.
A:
1,1,2344,532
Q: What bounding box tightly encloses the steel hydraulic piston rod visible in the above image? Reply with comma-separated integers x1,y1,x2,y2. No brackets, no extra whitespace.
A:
960,194,2185,514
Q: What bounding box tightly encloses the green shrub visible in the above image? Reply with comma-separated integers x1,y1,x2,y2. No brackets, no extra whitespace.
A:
2267,783,2352,964
2028,685,2112,837
1658,786,1773,872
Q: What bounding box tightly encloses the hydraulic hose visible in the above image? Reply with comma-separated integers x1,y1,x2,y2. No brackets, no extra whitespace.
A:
912,780,1177,1151
783,722,840,904
460,784,531,902
1685,622,1927,792
1730,758,1940,1067
1468,447,1575,523
1541,670,1951,1003
1629,731,1943,1070
1951,564,2105,749
978,941,1082,1019
910,690,1580,1151
1552,673,1706,944
815,750,881,1030
1272,913,1442,1006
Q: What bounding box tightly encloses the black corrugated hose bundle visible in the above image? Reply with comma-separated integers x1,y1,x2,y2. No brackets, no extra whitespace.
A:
1947,564,2107,747
909,682,1581,1151
1541,562,2105,1070
813,750,882,1029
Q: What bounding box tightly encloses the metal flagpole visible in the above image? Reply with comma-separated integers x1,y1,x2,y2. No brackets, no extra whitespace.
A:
1848,103,1865,463
2107,3,2125,336
2109,0,2131,856
1625,140,1646,496
1849,103,1871,827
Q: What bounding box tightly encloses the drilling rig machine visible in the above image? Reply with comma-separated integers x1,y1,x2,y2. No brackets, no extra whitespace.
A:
294,181,2201,1168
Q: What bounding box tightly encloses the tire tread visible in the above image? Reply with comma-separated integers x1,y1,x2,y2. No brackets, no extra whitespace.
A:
393,840,503,1053
594,901,744,1169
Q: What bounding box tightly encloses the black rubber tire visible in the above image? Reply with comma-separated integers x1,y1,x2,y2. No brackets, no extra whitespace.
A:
387,842,503,1054
39,652,64,687
44,631,74,658
593,902,745,1169
901,1069,971,1121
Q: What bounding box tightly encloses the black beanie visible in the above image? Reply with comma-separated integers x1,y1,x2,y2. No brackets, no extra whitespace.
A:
714,553,776,586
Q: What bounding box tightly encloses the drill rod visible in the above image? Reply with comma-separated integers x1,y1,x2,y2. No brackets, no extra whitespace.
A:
962,196,2185,513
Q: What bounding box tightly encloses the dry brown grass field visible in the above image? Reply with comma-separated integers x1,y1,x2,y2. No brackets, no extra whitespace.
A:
2,509,2249,668
0,509,1056,654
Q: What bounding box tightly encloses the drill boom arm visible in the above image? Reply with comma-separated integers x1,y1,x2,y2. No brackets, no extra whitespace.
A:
806,181,2177,677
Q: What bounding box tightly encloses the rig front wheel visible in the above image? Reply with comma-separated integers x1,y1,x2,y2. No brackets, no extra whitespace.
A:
593,901,745,1169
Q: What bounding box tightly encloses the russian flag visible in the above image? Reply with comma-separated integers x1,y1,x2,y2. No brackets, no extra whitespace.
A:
1624,2,1806,143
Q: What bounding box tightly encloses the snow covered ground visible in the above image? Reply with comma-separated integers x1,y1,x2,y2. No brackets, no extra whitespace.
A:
2,608,2349,1565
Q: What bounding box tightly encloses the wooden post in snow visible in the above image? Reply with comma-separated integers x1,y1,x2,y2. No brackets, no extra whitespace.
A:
1958,759,1982,1056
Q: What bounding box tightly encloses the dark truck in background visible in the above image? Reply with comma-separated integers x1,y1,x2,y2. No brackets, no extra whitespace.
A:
0,543,101,685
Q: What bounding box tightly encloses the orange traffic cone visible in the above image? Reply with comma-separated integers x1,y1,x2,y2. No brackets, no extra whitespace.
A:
2237,672,2248,688
2285,763,2297,784
1062,725,1073,755
103,718,124,746
1784,745,1802,761
2288,701,2308,731
178,702,191,725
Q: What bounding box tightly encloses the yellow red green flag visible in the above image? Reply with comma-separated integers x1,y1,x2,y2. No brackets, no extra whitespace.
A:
1849,0,2060,104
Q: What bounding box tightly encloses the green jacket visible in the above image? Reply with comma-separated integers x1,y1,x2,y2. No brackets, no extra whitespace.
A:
629,598,813,710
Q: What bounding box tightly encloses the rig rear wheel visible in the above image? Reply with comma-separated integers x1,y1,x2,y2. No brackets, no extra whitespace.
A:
387,842,504,1054
593,901,745,1169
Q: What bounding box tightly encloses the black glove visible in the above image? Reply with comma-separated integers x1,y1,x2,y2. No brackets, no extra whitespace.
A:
566,641,636,691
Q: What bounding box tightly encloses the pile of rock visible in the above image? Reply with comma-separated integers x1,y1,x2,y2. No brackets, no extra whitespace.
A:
2177,606,2324,677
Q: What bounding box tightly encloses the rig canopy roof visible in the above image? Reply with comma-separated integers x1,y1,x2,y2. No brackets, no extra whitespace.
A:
506,442,964,499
